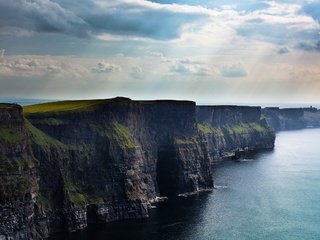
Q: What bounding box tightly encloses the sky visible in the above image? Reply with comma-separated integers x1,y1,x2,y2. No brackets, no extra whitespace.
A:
0,0,320,105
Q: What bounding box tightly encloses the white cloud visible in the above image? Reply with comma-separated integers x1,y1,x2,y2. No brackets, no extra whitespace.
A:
170,61,211,76
179,58,204,64
196,67,211,76
47,65,63,74
92,61,122,73
0,49,4,61
170,63,191,74
96,34,125,42
0,55,87,77
221,63,247,78
144,51,168,62
130,66,143,79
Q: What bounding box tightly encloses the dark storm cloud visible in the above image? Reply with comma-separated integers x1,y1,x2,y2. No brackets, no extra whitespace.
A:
0,0,209,40
0,0,88,37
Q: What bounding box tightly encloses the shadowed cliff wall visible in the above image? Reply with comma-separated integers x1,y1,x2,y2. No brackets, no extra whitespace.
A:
0,104,39,239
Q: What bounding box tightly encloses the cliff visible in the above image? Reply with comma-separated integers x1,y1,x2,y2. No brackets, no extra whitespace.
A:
262,107,320,131
196,106,275,160
0,98,276,239
22,97,213,237
0,104,39,239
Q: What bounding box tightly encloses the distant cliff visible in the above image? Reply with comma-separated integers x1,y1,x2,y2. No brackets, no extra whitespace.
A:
197,106,275,160
262,107,320,131
0,98,276,239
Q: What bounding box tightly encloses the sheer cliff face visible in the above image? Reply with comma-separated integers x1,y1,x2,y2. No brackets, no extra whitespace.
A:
24,98,213,235
197,106,261,126
196,106,275,159
0,104,38,239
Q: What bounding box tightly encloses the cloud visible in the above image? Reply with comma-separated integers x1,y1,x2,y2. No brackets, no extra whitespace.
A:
1,0,319,51
170,61,210,76
145,51,168,61
46,65,63,74
92,61,122,73
296,41,320,52
302,2,320,22
221,64,247,78
237,23,287,45
0,55,87,77
87,0,216,40
234,2,320,51
195,67,211,76
130,66,143,79
0,49,4,60
278,47,290,55
179,58,204,64
0,0,212,40
236,2,270,12
0,0,88,37
170,63,191,74
0,58,43,74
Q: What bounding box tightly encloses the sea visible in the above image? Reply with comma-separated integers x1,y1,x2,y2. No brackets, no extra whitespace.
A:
50,128,320,240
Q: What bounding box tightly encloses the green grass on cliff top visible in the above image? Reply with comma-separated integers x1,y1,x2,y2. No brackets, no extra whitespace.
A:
23,97,194,114
23,99,107,114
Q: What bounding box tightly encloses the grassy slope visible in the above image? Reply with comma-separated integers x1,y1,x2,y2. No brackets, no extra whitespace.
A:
0,127,23,143
23,99,108,114
25,119,66,149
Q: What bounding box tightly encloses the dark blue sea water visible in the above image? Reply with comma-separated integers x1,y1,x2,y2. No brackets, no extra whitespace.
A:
51,129,320,240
